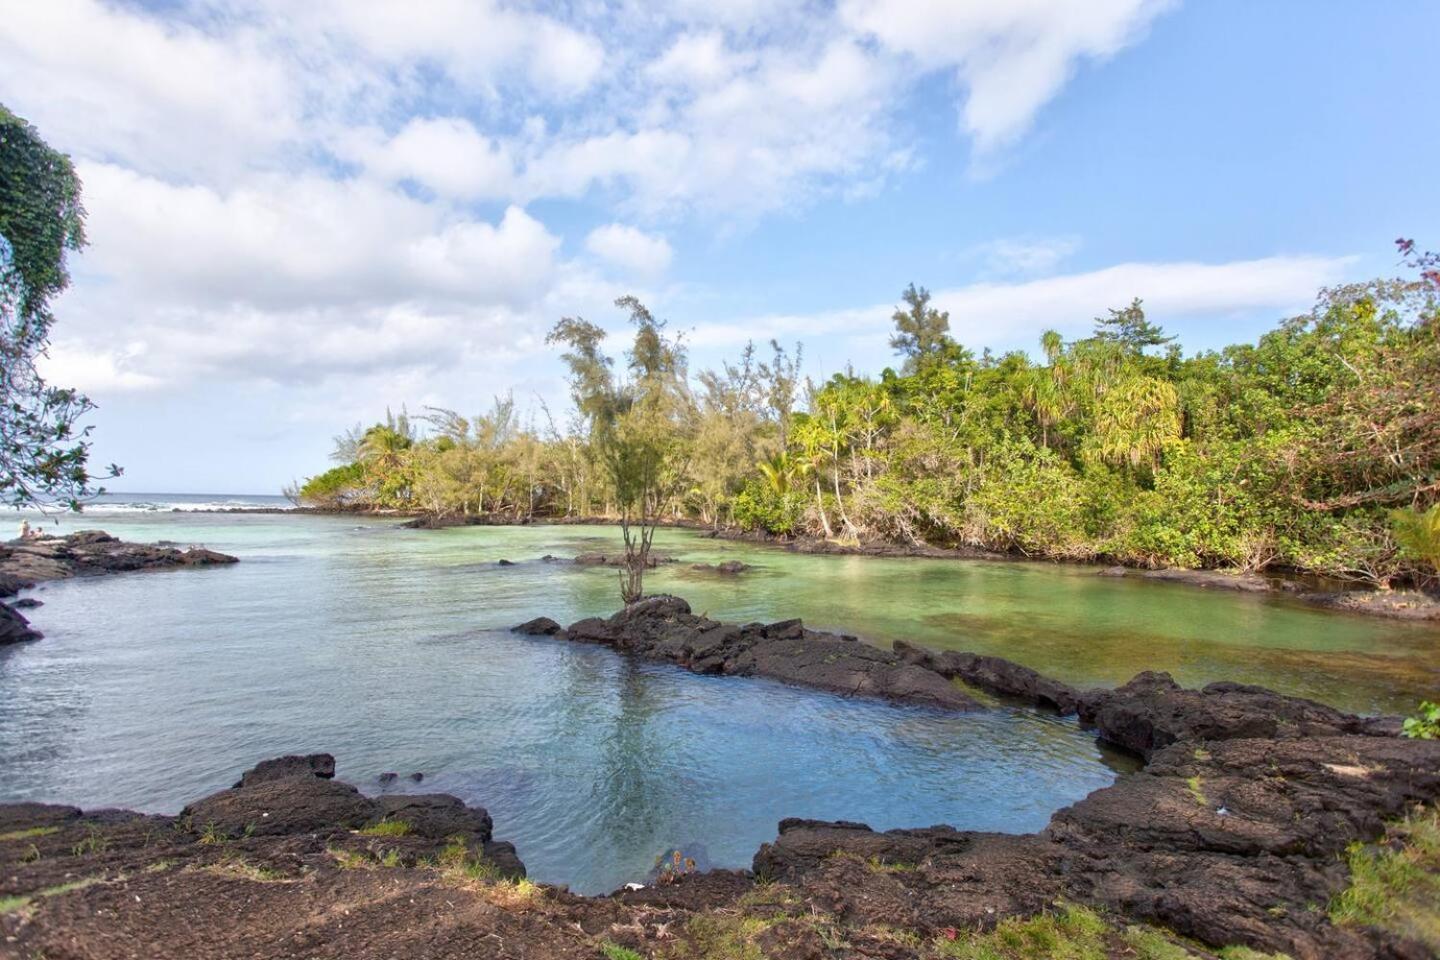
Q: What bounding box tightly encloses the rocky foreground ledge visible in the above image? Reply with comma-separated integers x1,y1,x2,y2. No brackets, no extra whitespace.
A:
0,530,238,644
1,603,1435,959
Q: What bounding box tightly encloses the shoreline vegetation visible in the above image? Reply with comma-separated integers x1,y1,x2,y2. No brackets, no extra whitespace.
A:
3,597,1436,959
293,255,1440,607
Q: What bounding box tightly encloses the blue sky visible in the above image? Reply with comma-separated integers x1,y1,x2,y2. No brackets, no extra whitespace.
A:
2,0,1435,493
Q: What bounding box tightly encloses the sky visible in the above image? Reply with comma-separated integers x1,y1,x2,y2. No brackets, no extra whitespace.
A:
2,0,1436,494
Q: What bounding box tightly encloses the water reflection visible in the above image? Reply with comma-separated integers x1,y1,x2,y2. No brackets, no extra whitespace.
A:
0,513,1433,892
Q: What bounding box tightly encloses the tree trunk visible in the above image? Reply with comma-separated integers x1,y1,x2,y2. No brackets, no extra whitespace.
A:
813,474,834,539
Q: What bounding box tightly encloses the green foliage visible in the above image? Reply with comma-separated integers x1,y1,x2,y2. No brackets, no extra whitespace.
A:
1330,805,1439,951
357,818,411,837
1391,504,1440,579
731,479,806,535
933,904,1109,959
548,297,691,602
890,283,967,374
298,462,367,508
1093,298,1174,352
600,944,645,960
0,103,117,509
303,259,1440,589
1402,702,1440,740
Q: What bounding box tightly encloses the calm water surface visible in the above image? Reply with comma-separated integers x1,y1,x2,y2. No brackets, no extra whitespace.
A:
1,496,1435,892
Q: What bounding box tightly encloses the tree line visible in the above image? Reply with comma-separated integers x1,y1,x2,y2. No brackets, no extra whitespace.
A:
297,250,1440,591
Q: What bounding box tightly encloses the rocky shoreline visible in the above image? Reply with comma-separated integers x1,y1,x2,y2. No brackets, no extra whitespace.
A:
2,600,1434,958
0,530,238,644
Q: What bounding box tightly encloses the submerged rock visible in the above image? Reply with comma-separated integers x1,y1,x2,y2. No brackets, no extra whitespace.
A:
570,552,678,568
514,616,563,636
688,560,751,575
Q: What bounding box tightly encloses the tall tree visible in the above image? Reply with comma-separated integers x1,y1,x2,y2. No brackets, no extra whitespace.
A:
1093,298,1174,352
548,297,690,603
889,284,960,373
0,104,115,509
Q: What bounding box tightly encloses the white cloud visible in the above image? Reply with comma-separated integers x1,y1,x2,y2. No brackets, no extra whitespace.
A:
524,38,901,217
343,118,515,200
0,0,301,181
966,236,1083,277
76,163,558,311
39,341,162,393
841,0,1175,152
259,0,606,99
646,32,752,90
687,255,1356,355
585,224,674,279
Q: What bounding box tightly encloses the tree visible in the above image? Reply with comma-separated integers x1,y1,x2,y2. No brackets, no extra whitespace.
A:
889,284,962,373
548,296,690,603
0,104,117,509
1093,298,1174,353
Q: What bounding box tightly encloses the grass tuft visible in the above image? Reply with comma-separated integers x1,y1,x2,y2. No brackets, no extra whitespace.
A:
1330,804,1440,950
600,943,645,960
933,905,1123,959
328,847,374,870
0,826,60,842
357,818,412,838
70,827,109,857
197,822,228,846
206,859,290,883
0,895,31,914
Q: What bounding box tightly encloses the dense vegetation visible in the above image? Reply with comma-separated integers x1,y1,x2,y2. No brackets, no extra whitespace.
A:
298,249,1440,589
0,104,115,509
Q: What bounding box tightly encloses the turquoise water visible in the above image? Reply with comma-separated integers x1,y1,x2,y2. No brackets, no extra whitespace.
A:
1,500,1435,892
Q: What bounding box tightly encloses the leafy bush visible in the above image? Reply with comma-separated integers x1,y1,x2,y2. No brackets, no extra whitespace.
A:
1403,701,1440,740
731,480,806,536
298,462,367,508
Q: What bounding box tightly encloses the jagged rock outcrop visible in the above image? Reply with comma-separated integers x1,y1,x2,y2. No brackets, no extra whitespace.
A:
183,774,377,838
175,756,527,880
521,595,982,711
893,639,1083,712
0,599,42,645
0,530,237,592
233,753,336,787
1076,670,1386,759
757,733,1440,959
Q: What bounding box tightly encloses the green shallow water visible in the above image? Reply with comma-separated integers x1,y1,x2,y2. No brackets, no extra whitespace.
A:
0,505,1435,892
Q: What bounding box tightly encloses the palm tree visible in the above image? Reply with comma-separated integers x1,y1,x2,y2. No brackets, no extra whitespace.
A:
757,450,808,496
